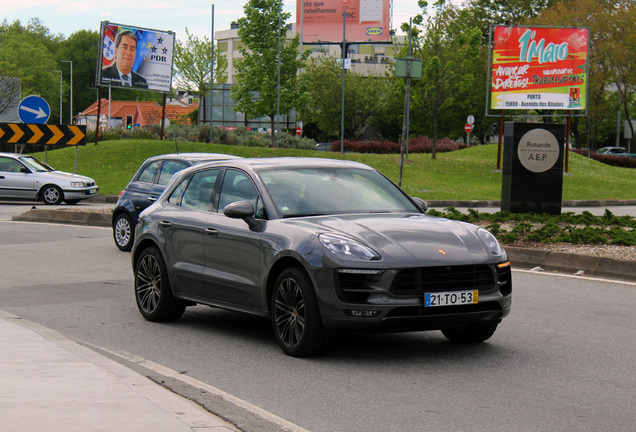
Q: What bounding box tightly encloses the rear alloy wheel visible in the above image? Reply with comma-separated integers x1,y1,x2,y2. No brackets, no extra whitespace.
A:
41,185,63,205
134,247,185,322
441,321,499,343
271,267,330,357
113,213,134,251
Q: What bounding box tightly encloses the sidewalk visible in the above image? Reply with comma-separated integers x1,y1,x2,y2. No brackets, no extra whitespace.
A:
0,311,240,432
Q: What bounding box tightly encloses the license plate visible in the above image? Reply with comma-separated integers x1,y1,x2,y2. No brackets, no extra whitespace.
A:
425,290,478,307
89,188,97,194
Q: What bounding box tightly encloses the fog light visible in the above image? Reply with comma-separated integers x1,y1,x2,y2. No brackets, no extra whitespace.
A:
346,310,380,318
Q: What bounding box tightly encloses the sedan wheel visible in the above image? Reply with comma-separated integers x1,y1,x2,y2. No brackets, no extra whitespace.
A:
271,267,329,357
113,214,134,251
41,185,63,205
135,247,186,322
441,321,498,343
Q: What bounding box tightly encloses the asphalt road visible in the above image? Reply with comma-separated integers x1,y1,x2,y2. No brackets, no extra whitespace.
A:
1,219,635,432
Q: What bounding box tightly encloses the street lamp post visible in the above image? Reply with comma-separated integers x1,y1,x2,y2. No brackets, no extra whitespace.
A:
47,69,63,164
60,60,77,173
49,70,63,125
60,60,73,125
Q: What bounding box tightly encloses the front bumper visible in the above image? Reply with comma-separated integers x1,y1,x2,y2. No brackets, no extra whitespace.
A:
62,186,99,201
313,262,512,333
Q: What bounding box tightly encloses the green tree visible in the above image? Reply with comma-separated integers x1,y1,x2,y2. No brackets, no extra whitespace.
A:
301,57,395,140
405,1,484,157
58,29,101,124
232,0,310,147
173,28,228,124
0,18,64,123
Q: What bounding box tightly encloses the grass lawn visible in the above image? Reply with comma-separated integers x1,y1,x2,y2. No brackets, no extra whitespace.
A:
34,140,636,200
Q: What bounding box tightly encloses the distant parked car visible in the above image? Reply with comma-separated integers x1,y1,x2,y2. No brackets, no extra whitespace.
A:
597,147,627,155
112,153,241,251
132,157,512,357
0,152,98,205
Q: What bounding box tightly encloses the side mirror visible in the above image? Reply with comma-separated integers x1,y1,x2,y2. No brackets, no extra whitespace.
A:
20,167,30,174
412,197,428,214
223,201,258,229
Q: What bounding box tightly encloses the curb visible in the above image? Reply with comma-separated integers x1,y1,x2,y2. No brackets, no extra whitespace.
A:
506,247,635,282
11,209,112,227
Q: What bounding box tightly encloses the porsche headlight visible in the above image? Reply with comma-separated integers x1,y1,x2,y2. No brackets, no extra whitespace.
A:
319,233,380,261
478,228,505,256
70,181,87,188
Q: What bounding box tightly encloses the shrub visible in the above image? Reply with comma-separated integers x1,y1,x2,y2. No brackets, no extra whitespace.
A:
572,149,636,168
328,137,467,154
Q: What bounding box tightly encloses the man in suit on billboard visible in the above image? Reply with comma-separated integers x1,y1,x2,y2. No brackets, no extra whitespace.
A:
101,30,148,89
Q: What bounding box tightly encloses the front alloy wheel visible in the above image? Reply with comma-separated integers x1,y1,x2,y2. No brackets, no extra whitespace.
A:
113,214,134,251
271,267,329,357
135,247,185,322
42,185,63,205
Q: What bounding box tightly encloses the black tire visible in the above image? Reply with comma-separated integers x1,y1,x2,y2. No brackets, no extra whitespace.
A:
134,247,186,322
271,267,330,357
441,321,499,343
113,213,134,251
41,185,63,205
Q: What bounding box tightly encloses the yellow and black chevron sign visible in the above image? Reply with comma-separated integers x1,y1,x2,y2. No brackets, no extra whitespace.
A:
0,123,86,146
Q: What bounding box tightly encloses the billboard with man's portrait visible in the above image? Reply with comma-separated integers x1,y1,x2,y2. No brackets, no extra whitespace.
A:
489,26,590,111
297,0,391,43
96,22,175,93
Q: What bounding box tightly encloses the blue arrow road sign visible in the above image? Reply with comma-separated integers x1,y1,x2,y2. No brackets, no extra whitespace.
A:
18,95,50,124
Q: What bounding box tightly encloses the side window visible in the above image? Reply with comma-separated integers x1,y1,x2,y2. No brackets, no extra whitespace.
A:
157,161,188,186
181,169,220,211
217,170,264,217
137,161,161,183
0,157,25,173
167,177,190,206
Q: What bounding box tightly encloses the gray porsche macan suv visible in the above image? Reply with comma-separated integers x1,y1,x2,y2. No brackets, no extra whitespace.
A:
132,157,512,357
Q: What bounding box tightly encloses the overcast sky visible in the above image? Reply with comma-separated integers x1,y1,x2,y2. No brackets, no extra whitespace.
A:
3,0,442,42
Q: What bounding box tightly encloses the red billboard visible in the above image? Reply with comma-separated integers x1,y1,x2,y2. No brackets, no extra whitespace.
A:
490,26,589,111
298,0,391,43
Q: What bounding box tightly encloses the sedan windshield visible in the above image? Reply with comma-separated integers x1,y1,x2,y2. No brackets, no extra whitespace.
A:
19,156,54,172
260,167,420,217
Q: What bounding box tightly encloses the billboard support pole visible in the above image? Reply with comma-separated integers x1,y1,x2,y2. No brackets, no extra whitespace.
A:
276,0,282,148
95,88,102,146
340,12,346,154
565,110,571,174
160,94,167,141
398,18,413,187
496,110,504,171
210,4,215,144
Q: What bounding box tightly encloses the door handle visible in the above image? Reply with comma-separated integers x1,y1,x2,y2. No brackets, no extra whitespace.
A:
0,176,4,179
147,196,157,202
159,221,172,228
205,228,218,236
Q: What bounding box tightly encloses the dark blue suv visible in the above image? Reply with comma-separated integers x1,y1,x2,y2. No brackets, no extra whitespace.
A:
112,153,240,251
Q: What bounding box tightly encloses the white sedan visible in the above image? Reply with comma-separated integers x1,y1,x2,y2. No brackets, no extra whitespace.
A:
0,152,98,205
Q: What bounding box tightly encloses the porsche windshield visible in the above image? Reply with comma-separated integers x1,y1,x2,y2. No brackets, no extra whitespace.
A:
260,167,420,217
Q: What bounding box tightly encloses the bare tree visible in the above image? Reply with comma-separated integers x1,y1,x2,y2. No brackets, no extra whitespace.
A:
0,76,21,118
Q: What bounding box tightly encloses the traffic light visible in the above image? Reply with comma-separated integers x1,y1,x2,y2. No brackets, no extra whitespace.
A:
126,115,133,129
